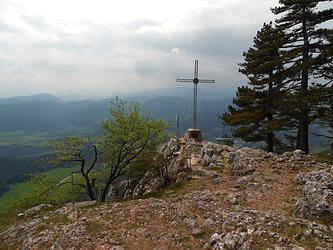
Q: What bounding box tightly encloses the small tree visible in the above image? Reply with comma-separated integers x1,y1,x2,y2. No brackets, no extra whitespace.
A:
50,99,169,202
50,137,101,200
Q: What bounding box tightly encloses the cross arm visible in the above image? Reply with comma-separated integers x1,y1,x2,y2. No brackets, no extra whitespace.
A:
199,79,215,83
176,79,193,83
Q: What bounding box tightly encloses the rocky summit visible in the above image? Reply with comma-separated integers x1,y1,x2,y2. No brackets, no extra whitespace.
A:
1,136,333,250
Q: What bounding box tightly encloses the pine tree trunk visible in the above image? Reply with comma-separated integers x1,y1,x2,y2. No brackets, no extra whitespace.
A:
296,126,300,149
266,132,274,152
299,17,310,154
299,116,309,153
266,74,274,152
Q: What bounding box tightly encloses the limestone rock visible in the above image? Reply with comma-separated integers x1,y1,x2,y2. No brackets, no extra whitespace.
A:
229,148,261,176
161,137,179,158
24,204,52,216
294,170,333,218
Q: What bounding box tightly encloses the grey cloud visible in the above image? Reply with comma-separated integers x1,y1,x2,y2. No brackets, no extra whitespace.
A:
35,62,78,77
0,20,19,33
0,58,12,71
123,26,251,60
124,19,163,31
120,6,260,57
134,61,160,76
1,0,312,97
20,15,50,33
2,57,78,77
175,29,252,56
36,36,95,53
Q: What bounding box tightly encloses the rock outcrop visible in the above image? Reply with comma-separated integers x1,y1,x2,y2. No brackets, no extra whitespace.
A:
1,136,333,250
294,170,333,218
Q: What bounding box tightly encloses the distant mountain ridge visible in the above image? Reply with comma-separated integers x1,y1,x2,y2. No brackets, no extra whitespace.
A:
117,86,235,100
0,85,235,104
0,94,232,135
0,94,61,105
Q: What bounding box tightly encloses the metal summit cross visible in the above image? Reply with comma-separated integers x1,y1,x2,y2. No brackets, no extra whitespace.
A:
177,59,215,129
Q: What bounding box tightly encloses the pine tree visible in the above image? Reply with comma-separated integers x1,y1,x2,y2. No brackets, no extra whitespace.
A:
223,86,275,150
271,0,333,153
319,31,333,84
316,31,333,138
223,23,285,152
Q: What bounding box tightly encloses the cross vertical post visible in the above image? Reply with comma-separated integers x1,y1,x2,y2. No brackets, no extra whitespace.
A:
176,115,180,150
176,115,180,139
193,60,198,128
177,60,215,129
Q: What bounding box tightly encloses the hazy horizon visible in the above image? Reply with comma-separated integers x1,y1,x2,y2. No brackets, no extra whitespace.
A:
0,85,236,101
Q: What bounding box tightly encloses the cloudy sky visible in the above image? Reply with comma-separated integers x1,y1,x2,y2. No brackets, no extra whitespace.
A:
0,0,283,98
